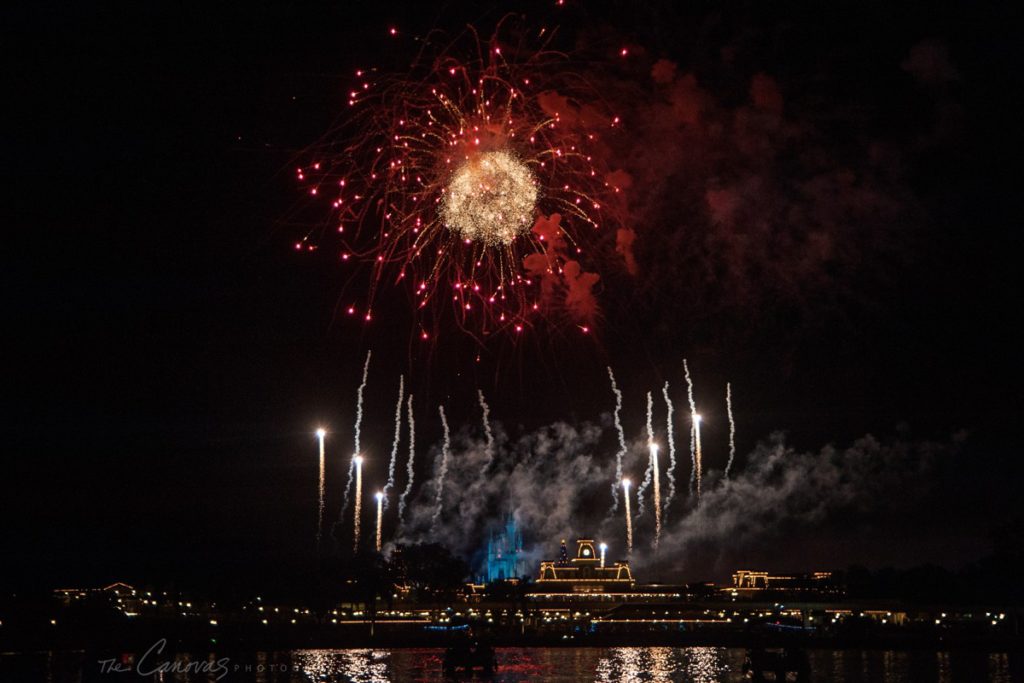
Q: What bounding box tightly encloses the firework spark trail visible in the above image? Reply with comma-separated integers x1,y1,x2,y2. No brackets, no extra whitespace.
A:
297,24,626,341
646,389,654,444
398,394,416,526
478,390,495,475
316,429,326,548
383,375,405,508
662,382,677,516
623,479,633,554
637,391,655,518
341,350,372,519
353,456,363,552
652,443,661,549
694,414,703,502
375,492,384,552
684,358,697,496
607,367,627,514
725,382,737,480
354,350,372,454
431,405,452,531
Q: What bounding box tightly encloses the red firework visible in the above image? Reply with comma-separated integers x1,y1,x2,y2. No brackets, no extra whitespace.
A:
296,17,626,343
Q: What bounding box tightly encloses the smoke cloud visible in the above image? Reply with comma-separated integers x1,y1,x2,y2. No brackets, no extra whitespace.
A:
393,414,964,581
544,32,949,353
523,213,601,326
649,432,963,578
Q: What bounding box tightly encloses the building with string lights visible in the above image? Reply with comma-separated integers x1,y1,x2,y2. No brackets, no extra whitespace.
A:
535,539,634,594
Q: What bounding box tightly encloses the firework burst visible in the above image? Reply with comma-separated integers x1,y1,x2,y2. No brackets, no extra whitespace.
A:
297,18,625,341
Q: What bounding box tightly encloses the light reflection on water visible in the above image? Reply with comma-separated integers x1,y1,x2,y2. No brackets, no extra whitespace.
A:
591,646,742,682
294,647,740,683
2,646,1020,681
293,649,395,682
287,647,1019,683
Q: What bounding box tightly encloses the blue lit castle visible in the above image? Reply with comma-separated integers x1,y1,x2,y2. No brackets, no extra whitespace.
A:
486,515,524,582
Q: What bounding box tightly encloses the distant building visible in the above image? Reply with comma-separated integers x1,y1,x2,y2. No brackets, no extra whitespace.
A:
53,582,143,614
536,538,634,594
729,570,838,595
486,515,524,582
54,582,136,604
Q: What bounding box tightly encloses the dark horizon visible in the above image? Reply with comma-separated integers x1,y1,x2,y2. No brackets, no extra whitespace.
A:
3,0,1021,597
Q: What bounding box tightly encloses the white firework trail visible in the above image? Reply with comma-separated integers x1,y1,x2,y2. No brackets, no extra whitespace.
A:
375,492,384,552
725,382,737,480
341,457,356,521
340,350,372,520
652,442,661,549
607,367,627,514
694,413,703,502
636,391,655,518
684,358,697,496
623,479,633,554
646,389,654,443
354,350,372,453
316,429,326,548
431,405,452,530
382,375,404,508
398,394,416,526
478,390,495,475
353,456,363,552
662,382,678,515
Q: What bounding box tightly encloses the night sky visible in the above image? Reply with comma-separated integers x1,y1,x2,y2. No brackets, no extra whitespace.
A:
4,0,1020,595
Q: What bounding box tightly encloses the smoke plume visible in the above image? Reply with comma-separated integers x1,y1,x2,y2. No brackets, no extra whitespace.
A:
392,414,962,580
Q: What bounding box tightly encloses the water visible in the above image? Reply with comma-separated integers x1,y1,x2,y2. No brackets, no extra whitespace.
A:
3,647,1020,682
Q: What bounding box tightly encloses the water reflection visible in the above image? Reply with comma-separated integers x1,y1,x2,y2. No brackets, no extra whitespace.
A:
683,646,728,683
293,649,392,682
881,649,909,682
988,652,1011,683
1,646,1020,681
592,646,735,682
937,651,952,683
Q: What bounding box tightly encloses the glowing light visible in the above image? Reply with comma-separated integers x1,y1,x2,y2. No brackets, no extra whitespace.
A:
622,478,633,554
316,428,326,547
441,151,537,246
693,414,703,502
599,542,607,568
375,491,384,552
651,443,661,549
353,455,363,552
297,22,624,339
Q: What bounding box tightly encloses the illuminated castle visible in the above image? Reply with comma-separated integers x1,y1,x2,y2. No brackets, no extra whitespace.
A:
537,538,634,593
486,515,524,582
